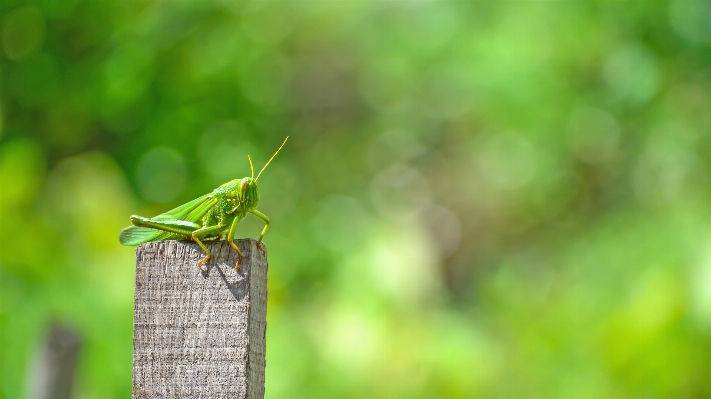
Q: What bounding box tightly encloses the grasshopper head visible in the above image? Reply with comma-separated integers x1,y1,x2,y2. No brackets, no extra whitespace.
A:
235,137,287,210
239,176,259,210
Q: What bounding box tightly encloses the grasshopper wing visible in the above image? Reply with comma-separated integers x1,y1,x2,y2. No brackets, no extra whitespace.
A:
119,193,217,246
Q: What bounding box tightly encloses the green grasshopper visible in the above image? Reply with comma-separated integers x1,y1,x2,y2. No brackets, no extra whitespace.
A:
119,137,288,270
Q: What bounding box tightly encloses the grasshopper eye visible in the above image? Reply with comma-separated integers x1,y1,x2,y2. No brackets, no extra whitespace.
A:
240,178,249,191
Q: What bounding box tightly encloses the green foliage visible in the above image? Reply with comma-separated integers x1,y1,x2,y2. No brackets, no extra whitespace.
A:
2,0,711,398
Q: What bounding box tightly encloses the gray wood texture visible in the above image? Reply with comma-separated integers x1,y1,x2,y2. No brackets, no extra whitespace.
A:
132,239,267,399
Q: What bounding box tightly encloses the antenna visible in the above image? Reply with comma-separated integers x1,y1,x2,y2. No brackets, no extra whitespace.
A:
248,155,254,179
256,137,289,181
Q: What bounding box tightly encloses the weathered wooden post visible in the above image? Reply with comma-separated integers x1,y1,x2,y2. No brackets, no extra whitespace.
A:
132,239,267,399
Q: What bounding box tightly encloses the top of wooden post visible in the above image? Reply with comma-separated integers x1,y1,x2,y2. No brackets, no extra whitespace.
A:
132,239,267,399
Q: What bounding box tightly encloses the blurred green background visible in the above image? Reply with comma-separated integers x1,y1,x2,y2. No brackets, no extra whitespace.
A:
2,0,711,398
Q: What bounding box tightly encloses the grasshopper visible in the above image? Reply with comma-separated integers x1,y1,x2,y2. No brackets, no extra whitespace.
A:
119,137,288,270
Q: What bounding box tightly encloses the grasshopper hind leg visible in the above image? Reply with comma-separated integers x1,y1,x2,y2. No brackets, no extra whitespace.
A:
193,237,212,268
191,224,227,268
196,254,210,268
226,216,243,271
228,241,243,271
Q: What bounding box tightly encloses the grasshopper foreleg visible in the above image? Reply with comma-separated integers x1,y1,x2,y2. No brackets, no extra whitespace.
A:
249,209,270,257
226,216,243,271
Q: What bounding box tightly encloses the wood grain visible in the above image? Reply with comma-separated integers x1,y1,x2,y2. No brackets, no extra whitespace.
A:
132,239,267,399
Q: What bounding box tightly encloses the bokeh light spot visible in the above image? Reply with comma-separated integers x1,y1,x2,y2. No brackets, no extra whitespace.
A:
188,23,242,77
309,195,370,251
633,142,703,205
420,204,462,260
364,129,426,173
604,44,661,106
370,164,430,220
2,6,45,60
669,0,711,44
319,311,380,371
567,106,620,165
197,120,255,185
360,58,416,112
237,54,293,110
135,147,187,203
104,41,156,111
240,1,296,45
476,132,537,190
0,138,45,206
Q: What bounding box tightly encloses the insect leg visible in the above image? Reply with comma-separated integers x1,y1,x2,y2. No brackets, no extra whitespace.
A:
130,216,201,236
191,224,227,268
249,209,270,256
226,216,243,271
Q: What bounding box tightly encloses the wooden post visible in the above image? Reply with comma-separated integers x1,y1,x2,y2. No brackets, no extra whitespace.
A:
132,239,267,399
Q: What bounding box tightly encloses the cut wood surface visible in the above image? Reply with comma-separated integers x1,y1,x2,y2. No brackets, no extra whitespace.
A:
132,239,267,399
